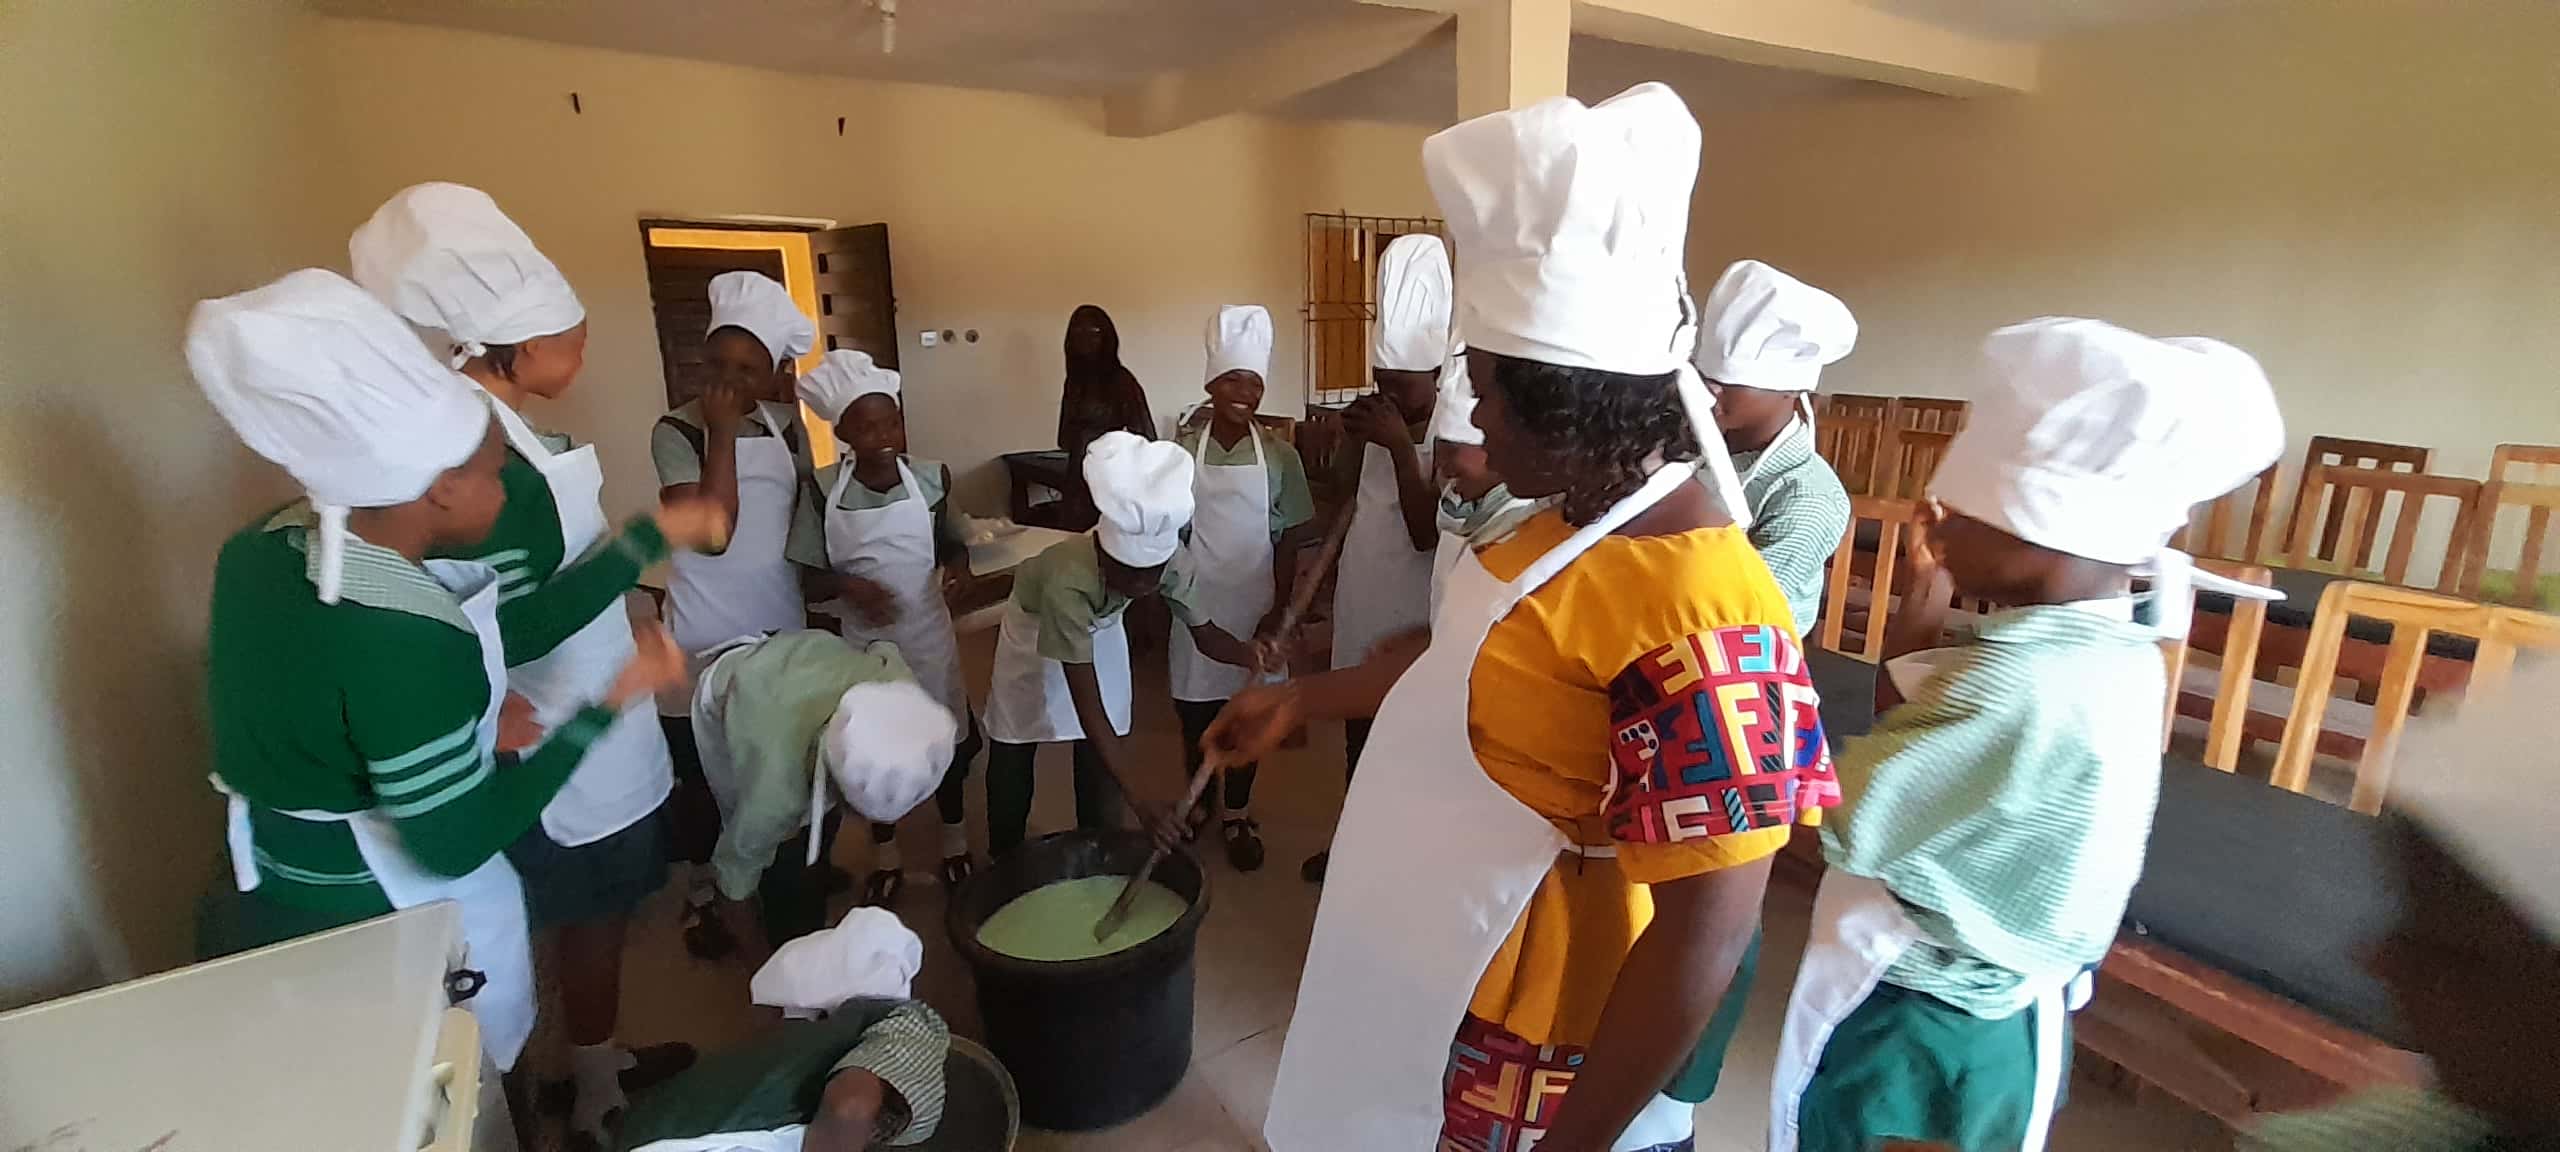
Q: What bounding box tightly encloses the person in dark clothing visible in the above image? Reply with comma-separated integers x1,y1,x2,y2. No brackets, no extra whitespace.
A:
1056,304,1156,530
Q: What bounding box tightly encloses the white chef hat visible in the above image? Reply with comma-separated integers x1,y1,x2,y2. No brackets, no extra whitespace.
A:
1428,371,1482,447
706,270,816,367
1424,82,1750,527
811,678,958,860
348,183,585,370
1206,304,1274,381
751,907,924,1018
188,269,492,605
1694,260,1856,393
798,349,900,424
2393,656,2560,941
1930,317,2287,637
1371,234,1454,373
1083,430,1195,567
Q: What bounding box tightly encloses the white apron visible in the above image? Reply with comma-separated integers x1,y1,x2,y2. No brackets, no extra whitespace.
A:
1267,461,1701,1152
214,561,535,1071
489,401,675,848
1167,426,1272,702
1330,439,1435,669
666,404,807,656
981,599,1132,744
1767,634,2092,1152
820,457,968,717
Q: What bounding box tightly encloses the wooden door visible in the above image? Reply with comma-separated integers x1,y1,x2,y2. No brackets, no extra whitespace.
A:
643,245,786,408
810,223,899,368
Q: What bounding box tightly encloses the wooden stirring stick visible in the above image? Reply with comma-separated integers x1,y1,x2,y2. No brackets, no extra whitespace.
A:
1092,501,1360,942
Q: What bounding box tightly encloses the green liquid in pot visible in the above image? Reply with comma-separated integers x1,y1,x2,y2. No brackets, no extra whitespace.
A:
976,875,1187,961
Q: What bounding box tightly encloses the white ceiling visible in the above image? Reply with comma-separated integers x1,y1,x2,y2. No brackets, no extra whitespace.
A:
315,0,2199,121
1277,29,1865,126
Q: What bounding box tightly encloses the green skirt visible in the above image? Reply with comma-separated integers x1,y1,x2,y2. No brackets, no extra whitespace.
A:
1796,982,2065,1152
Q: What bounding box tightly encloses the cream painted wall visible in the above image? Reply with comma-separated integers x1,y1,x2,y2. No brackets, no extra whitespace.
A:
0,0,342,1005
1688,1,2560,576
315,18,1436,516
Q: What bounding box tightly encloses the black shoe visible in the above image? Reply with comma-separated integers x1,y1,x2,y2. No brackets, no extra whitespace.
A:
1301,850,1328,884
862,867,905,907
1222,818,1266,872
680,899,737,962
621,1042,697,1095
941,853,975,886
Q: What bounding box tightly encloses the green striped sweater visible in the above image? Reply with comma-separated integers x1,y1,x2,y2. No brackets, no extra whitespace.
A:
430,425,671,667
1822,603,2165,1016
206,506,620,921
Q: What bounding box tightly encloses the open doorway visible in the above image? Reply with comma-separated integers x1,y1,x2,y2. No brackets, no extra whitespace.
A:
639,221,901,468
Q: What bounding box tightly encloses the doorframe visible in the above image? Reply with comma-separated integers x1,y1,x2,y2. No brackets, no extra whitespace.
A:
638,220,836,465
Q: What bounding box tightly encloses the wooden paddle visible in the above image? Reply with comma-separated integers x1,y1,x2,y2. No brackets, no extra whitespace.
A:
1092,499,1360,941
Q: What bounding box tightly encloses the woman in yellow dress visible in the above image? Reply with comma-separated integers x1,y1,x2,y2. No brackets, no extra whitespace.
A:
1211,83,1837,1152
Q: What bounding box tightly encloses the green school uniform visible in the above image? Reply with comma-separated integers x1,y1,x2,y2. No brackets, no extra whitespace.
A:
1735,418,1851,639
1827,603,2163,1014
784,455,969,570
1797,602,2164,1151
1007,533,1208,663
1178,423,1314,539
200,505,619,954
696,632,918,901
616,998,954,1149
651,398,813,489
429,421,674,667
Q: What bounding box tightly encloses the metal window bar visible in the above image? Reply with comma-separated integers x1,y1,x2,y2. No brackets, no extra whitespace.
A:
1303,212,1445,411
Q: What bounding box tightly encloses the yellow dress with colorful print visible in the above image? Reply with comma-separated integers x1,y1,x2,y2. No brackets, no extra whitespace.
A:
1460,509,1839,1049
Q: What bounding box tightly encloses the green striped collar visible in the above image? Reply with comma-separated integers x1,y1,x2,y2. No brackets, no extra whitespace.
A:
262,503,474,632
1967,601,2154,649
1735,416,1818,490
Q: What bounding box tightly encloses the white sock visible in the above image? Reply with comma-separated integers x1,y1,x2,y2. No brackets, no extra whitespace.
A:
876,840,903,871
569,1041,630,1136
941,821,969,858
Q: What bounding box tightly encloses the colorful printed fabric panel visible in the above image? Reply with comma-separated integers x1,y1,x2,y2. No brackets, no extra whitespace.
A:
1441,1013,1586,1152
1605,624,1838,843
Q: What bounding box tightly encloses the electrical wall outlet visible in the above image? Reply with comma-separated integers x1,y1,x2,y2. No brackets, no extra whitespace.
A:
918,330,939,348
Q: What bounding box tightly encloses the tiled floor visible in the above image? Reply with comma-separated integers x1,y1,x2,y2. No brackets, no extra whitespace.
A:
611,627,2235,1151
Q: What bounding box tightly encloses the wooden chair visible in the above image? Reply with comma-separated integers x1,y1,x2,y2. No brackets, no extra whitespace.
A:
1822,393,1893,424
2281,466,2483,594
1817,496,1920,661
2458,443,2560,608
2272,582,2560,813
2159,560,2273,770
1876,429,1954,500
1892,396,1970,434
1813,408,1887,497
2283,437,2431,568
2173,465,2282,564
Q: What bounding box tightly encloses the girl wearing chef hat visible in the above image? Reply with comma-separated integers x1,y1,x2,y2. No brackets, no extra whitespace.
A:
1162,305,1317,873
785,349,986,906
1304,232,1453,885
1694,259,1858,639
1210,84,1836,1152
981,431,1259,857
1771,319,2286,1152
192,270,689,1086
351,182,727,1143
654,269,821,657
680,627,958,952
